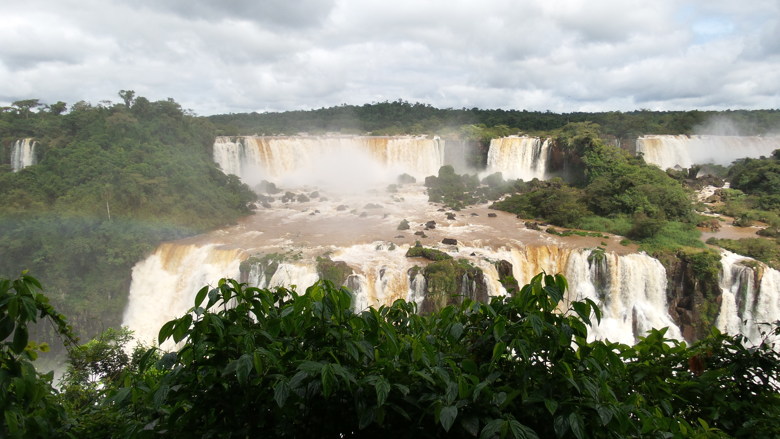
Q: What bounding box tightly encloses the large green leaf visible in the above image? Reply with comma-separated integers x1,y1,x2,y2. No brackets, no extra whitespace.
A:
439,405,458,432
11,325,28,354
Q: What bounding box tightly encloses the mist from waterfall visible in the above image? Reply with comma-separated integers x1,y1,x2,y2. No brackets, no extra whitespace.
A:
213,136,445,191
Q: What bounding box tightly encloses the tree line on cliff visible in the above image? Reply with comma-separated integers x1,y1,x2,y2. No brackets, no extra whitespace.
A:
207,99,780,139
0,93,256,347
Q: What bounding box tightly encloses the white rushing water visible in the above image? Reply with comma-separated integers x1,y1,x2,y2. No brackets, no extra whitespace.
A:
11,138,37,172
213,136,445,188
716,250,780,346
636,135,780,170
123,239,685,348
122,243,245,349
485,136,551,181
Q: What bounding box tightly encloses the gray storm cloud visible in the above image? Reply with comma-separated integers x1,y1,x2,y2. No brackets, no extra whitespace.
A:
0,0,778,115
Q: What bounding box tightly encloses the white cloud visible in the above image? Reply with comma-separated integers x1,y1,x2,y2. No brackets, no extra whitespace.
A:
0,0,778,114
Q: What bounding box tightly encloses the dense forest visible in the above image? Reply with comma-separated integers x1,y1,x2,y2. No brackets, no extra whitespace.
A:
208,100,780,139
0,93,256,349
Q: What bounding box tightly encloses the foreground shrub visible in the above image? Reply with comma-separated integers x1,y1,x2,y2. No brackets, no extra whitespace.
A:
102,275,779,438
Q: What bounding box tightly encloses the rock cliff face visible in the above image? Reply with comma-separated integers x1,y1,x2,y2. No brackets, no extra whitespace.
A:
659,251,722,342
494,259,519,294
661,250,780,345
546,140,586,184
416,259,489,313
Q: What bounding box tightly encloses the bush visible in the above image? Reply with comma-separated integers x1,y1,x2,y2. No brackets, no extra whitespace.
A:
627,213,666,240
638,221,704,253
578,215,633,236
491,182,589,228
101,275,780,438
405,244,452,261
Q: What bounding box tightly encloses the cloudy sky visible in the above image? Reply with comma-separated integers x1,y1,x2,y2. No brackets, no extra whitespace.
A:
1,0,778,115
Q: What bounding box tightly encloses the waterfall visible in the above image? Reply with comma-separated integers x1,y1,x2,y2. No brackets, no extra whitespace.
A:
122,239,686,349
213,136,445,186
502,245,682,344
636,135,780,170
121,243,244,349
716,250,780,345
11,138,37,172
485,136,551,181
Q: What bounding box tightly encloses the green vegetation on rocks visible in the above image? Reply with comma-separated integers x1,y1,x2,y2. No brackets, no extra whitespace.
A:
706,237,780,270
425,165,480,210
405,243,452,261
240,253,286,284
316,256,353,286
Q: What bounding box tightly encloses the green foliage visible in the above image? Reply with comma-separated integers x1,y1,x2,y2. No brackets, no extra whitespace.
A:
486,127,697,251
418,258,485,312
680,250,722,286
87,274,780,438
0,273,75,438
729,152,780,197
61,327,133,387
3,274,779,437
0,93,257,348
405,244,453,261
577,215,633,236
546,228,606,238
492,179,590,228
713,154,780,269
58,327,146,437
206,102,780,139
583,143,694,223
635,221,704,254
552,121,603,155
425,165,481,210
705,237,780,269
